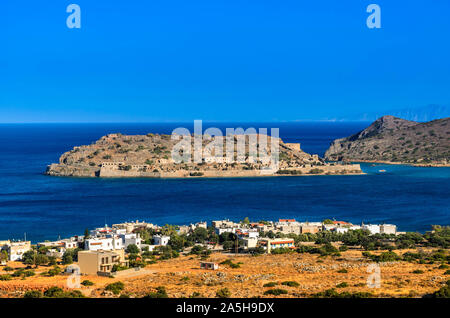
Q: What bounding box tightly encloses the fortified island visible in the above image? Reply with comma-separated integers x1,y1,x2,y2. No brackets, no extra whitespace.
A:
45,133,362,178
325,116,450,167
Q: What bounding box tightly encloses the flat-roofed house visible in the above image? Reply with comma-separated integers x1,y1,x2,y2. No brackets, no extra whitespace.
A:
153,235,170,246
380,224,397,235
78,249,128,275
299,222,322,234
242,237,258,249
85,237,123,251
258,238,295,253
7,241,31,261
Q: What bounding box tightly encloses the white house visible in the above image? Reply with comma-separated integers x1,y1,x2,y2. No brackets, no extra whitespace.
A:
120,233,142,249
215,228,236,235
335,225,361,234
153,235,170,246
84,236,123,251
362,224,381,235
242,237,258,249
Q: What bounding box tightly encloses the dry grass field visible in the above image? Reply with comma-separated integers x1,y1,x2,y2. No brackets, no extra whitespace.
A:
1,247,448,298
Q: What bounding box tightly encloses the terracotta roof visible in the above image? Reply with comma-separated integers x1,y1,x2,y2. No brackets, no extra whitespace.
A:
271,240,295,245
333,221,350,225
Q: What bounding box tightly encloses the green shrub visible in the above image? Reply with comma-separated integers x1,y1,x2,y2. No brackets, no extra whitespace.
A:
337,269,348,273
0,274,12,281
426,280,450,298
216,288,231,298
23,290,43,298
81,280,94,286
336,282,349,288
412,269,424,274
312,288,373,298
44,287,65,298
144,286,168,298
264,289,288,296
281,281,299,287
220,259,240,268
105,281,125,295
263,282,277,288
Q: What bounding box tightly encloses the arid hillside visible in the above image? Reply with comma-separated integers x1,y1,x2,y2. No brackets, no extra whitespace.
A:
1,248,448,298
324,116,450,166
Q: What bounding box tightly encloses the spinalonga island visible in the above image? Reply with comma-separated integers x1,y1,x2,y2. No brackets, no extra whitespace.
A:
45,133,363,178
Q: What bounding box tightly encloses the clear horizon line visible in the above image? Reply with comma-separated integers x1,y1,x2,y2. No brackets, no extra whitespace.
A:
0,119,374,124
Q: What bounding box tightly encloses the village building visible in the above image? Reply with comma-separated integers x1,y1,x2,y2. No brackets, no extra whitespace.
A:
362,224,381,234
120,233,142,249
5,241,32,261
212,219,238,229
299,222,322,234
380,224,397,235
78,249,128,275
242,237,258,249
200,261,219,270
258,238,295,253
84,236,123,251
153,235,170,246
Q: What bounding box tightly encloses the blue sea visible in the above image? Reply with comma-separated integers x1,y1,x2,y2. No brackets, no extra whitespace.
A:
0,122,449,243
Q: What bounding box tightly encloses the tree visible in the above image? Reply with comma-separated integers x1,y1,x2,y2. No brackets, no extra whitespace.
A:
84,228,90,240
241,217,250,225
168,234,185,251
62,254,73,265
23,250,49,267
0,250,8,263
125,244,140,254
191,227,208,243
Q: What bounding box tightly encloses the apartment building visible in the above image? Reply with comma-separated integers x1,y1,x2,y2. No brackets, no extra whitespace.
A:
78,249,128,275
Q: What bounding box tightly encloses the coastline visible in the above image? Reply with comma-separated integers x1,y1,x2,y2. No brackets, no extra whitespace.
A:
350,160,450,168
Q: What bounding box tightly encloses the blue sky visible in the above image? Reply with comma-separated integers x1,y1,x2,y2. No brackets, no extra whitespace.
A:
1,0,450,122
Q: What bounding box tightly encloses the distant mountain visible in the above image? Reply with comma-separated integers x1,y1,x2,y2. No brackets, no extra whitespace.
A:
324,115,450,166
341,104,450,122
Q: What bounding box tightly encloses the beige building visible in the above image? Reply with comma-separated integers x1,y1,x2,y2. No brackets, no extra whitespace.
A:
242,237,258,249
380,224,397,235
279,224,301,235
78,250,127,275
300,223,322,234
6,241,31,261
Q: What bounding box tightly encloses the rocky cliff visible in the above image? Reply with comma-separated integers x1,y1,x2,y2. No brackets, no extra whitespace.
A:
46,133,362,177
324,116,450,166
